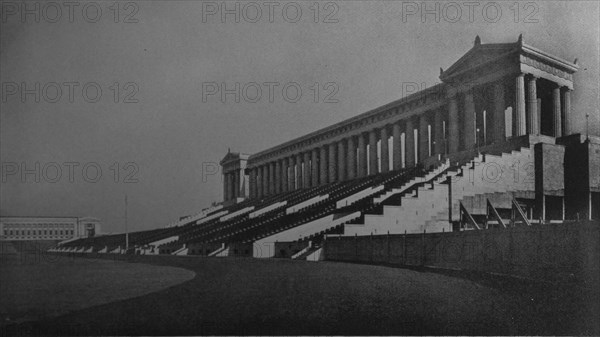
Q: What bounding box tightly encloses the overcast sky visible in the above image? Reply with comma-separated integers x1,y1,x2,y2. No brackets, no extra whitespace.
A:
1,1,598,233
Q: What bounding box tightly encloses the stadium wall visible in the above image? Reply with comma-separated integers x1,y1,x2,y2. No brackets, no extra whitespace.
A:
323,221,599,285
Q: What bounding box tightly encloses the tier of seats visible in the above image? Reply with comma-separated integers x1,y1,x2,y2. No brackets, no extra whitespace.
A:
56,148,534,256
55,165,433,254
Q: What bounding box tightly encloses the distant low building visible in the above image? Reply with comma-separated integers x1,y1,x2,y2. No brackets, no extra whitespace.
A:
0,216,101,241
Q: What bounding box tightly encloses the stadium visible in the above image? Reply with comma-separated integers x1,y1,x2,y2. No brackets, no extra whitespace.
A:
51,35,598,259
3,34,600,335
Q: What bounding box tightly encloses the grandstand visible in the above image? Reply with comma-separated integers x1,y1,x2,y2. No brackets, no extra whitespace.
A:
50,35,599,265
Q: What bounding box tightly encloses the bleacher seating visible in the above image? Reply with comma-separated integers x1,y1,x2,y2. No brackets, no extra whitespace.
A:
54,147,544,260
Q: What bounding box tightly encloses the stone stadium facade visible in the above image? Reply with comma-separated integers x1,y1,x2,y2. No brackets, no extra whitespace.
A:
52,36,600,265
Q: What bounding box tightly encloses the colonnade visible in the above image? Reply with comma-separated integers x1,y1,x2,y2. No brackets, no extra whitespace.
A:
250,116,435,199
223,169,244,201
247,73,572,200
515,74,571,138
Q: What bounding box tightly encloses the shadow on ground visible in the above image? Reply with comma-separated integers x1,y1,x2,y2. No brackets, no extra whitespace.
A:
2,253,599,336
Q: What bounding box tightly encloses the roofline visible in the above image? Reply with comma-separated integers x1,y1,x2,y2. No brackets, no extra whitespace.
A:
249,83,445,161
441,42,518,80
220,153,251,165
0,216,80,220
441,39,578,81
521,43,579,72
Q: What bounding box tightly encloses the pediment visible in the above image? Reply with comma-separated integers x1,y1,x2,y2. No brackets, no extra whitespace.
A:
221,152,240,164
440,43,518,82
220,151,250,166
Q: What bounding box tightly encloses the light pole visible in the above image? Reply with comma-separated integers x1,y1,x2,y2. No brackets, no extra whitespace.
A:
586,113,590,141
444,137,448,158
476,128,481,154
125,194,129,251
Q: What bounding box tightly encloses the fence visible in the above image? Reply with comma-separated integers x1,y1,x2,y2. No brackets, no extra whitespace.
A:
323,221,599,285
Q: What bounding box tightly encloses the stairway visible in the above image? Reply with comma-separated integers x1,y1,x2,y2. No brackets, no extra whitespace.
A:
344,147,535,236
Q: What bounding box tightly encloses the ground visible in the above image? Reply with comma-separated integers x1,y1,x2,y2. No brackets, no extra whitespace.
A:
0,252,195,326
1,248,598,336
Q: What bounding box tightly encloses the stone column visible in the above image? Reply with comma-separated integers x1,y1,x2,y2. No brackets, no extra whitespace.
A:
295,153,303,190
419,114,429,163
328,143,337,183
562,88,571,135
269,162,276,195
256,168,262,199
241,170,247,198
248,168,255,199
527,75,538,135
229,172,235,199
227,172,235,200
357,133,367,177
259,165,265,197
303,151,311,188
319,146,328,185
263,163,269,196
553,85,562,137
463,91,476,150
515,74,527,136
448,96,459,154
493,82,506,143
338,140,346,181
288,156,296,191
233,170,240,199
405,119,415,167
392,123,402,170
281,158,288,193
434,110,445,157
257,167,263,197
262,164,269,197
347,136,356,179
274,160,281,194
266,164,272,196
223,171,229,201
311,148,319,187
380,127,389,173
253,169,257,199
368,129,378,175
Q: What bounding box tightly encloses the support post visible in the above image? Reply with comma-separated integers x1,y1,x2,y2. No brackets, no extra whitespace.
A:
381,127,389,173
515,74,527,136
493,82,506,143
358,133,367,177
347,137,356,179
311,148,319,187
338,140,346,181
553,85,562,137
328,143,337,183
463,91,476,150
527,75,539,135
405,119,415,167
319,146,328,185
368,129,378,175
448,96,459,153
392,123,402,170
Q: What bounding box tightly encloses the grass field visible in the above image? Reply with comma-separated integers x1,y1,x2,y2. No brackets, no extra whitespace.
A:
1,250,599,336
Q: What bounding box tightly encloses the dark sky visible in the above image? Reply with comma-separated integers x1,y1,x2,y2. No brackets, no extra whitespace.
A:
1,1,598,233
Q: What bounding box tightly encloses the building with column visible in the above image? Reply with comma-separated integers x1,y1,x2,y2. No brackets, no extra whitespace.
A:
225,35,598,224
58,35,598,259
0,216,101,241
220,150,250,206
